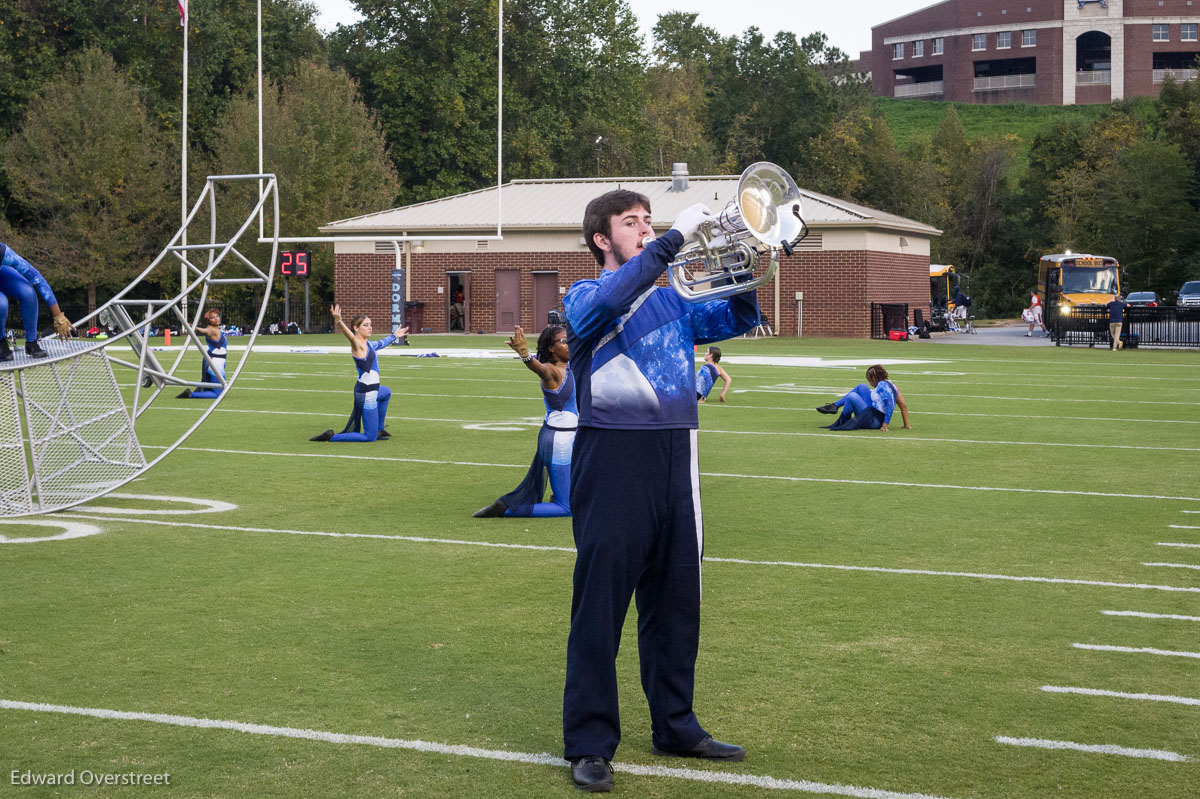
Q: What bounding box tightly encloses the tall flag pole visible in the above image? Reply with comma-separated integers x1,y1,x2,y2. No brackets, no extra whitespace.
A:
180,0,189,322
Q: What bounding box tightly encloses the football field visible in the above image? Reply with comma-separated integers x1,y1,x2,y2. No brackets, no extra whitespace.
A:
2,334,1198,798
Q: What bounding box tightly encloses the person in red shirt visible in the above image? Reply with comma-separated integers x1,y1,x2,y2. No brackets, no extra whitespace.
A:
1026,291,1049,337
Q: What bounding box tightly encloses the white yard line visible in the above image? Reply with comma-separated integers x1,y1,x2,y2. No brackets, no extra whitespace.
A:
50,515,1200,595
1102,610,1200,622
736,388,1197,407
142,446,1200,502
1169,525,1200,529
700,428,1200,454
142,407,1199,453
1157,542,1200,549
0,700,959,799
54,515,574,552
1072,643,1200,659
1040,685,1200,707
994,736,1189,762
1142,562,1200,571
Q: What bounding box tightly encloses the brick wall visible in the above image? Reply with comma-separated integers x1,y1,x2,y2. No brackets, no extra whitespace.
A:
336,248,931,339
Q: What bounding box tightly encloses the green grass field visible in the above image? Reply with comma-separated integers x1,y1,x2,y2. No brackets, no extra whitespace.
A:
2,333,1198,798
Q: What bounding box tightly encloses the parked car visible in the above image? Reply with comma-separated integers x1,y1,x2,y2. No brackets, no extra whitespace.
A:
1179,280,1200,308
1124,291,1161,307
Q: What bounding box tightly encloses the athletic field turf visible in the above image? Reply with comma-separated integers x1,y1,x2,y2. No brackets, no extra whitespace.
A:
2,334,1197,798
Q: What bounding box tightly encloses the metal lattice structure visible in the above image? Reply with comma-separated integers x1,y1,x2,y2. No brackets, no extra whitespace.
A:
0,173,279,517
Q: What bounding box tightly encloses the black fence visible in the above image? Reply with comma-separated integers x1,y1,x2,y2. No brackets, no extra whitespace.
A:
870,303,909,340
1050,305,1200,348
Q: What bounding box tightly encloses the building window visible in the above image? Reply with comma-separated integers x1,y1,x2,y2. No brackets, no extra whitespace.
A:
1183,23,1198,41
1153,24,1170,42
973,33,986,51
913,40,925,57
997,31,1012,49
934,37,945,55
893,42,904,59
1022,29,1037,47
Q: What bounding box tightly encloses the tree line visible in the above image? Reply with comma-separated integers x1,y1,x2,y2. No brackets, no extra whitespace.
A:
0,0,1197,318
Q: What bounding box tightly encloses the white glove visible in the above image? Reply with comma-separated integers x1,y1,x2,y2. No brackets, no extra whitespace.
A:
670,203,714,241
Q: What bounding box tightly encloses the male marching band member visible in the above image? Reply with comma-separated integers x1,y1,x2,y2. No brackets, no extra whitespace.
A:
560,189,757,792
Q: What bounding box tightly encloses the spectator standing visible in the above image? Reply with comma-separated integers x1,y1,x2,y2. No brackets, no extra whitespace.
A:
1026,290,1049,337
1107,294,1127,351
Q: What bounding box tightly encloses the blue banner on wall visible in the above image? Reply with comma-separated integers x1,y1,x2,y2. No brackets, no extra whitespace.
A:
391,269,405,327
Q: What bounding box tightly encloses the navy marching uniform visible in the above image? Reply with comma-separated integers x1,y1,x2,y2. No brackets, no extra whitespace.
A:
561,229,758,761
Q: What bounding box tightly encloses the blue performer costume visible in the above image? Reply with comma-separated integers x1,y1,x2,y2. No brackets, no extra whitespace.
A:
0,243,57,345
331,334,397,442
185,330,228,399
823,379,899,431
495,365,578,517
695,362,718,401
562,228,758,764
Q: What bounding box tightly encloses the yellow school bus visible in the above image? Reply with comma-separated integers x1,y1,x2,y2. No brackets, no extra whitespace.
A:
1037,253,1121,314
930,264,968,328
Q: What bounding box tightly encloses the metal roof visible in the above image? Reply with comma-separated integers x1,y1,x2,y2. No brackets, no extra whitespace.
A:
320,174,941,236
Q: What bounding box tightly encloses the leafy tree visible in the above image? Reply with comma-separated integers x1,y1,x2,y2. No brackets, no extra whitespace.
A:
204,60,401,304
330,0,503,202
1091,139,1197,293
0,1,323,139
4,48,175,312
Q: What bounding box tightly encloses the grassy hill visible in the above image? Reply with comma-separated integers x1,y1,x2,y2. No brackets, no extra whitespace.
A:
872,97,1123,175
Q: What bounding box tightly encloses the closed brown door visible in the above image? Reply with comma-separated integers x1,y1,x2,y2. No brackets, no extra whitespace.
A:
495,270,521,332
532,272,559,335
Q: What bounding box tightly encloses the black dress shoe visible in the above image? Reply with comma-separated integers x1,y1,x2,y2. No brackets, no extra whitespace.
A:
472,499,507,518
570,756,612,792
0,339,12,362
377,429,391,440
309,428,334,442
176,389,193,399
25,340,48,359
651,735,746,762
816,403,838,414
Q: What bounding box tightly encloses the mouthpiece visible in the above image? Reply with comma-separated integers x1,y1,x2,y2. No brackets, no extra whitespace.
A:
641,235,656,247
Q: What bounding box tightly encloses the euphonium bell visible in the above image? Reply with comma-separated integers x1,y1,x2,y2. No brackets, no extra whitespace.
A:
667,161,807,303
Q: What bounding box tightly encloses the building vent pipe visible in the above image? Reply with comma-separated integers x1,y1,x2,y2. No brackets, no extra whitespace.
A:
671,163,689,192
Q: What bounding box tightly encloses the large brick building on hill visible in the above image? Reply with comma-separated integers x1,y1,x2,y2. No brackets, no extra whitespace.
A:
321,167,939,340
856,0,1200,104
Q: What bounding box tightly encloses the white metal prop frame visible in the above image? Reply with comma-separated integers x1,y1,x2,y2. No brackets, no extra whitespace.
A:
0,174,279,517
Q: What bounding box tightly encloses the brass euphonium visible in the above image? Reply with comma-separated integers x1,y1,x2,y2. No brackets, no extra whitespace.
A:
666,161,807,302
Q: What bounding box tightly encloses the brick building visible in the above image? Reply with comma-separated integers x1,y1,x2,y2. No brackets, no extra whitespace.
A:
856,0,1200,105
321,167,939,339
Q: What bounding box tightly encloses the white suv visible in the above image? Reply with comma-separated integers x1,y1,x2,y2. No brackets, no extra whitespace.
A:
1180,280,1200,307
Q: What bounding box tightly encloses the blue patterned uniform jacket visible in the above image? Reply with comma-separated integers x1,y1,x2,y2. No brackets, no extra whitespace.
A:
564,230,759,430
0,243,58,306
870,380,898,424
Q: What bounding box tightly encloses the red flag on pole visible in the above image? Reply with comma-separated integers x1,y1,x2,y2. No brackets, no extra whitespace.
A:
178,0,187,24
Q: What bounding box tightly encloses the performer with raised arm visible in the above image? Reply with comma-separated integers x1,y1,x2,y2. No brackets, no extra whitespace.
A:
310,305,407,443
473,324,576,519
176,308,227,399
0,242,72,361
561,190,758,792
